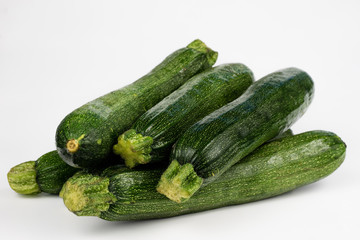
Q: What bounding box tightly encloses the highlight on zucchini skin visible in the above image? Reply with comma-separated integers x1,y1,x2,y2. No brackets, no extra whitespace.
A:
56,39,218,169
60,131,346,221
113,63,255,168
157,67,315,203
153,129,294,200
7,151,79,195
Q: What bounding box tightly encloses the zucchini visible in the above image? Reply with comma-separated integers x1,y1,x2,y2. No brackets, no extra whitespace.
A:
157,67,314,202
7,130,292,195
60,131,346,220
7,151,79,194
56,39,218,169
113,63,254,168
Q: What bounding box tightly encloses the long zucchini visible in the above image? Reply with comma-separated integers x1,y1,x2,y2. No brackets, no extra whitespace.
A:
56,39,217,169
60,131,346,220
157,67,315,203
113,63,254,168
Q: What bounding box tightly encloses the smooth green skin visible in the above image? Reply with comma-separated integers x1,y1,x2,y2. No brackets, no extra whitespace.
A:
114,63,254,168
36,151,80,194
56,39,218,169
98,130,345,221
159,67,315,202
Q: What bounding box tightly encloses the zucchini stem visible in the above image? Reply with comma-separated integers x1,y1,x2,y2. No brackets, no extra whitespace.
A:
113,129,153,168
66,139,79,153
60,172,116,217
7,161,41,195
66,134,85,153
156,160,203,203
187,39,218,66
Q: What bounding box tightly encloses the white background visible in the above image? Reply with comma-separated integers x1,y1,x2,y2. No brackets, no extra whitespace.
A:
1,0,359,239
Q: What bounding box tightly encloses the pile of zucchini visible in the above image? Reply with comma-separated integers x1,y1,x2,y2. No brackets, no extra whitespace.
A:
7,39,346,221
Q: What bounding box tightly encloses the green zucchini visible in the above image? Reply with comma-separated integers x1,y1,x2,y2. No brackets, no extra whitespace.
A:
7,130,291,195
157,67,314,203
7,151,79,194
56,39,218,169
60,131,346,220
113,63,254,168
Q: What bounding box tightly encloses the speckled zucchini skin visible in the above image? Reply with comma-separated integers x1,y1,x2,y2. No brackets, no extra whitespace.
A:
99,131,345,221
36,151,80,194
56,40,217,169
118,63,254,166
172,67,314,184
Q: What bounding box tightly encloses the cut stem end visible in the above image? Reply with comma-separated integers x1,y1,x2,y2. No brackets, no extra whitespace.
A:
7,161,41,195
113,129,153,168
187,39,218,66
157,160,203,203
60,172,117,217
67,139,79,153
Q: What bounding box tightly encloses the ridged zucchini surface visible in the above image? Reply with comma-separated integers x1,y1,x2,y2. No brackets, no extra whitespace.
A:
157,67,315,202
56,39,217,169
59,131,345,220
113,63,254,168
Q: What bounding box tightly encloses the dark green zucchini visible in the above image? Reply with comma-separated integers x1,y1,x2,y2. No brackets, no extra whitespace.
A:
56,39,218,169
7,151,79,195
60,131,345,220
157,67,314,203
113,64,254,168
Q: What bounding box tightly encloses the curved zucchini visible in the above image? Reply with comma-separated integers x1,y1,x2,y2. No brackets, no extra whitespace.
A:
56,39,218,169
113,63,254,168
60,131,346,220
7,151,79,194
157,67,314,203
